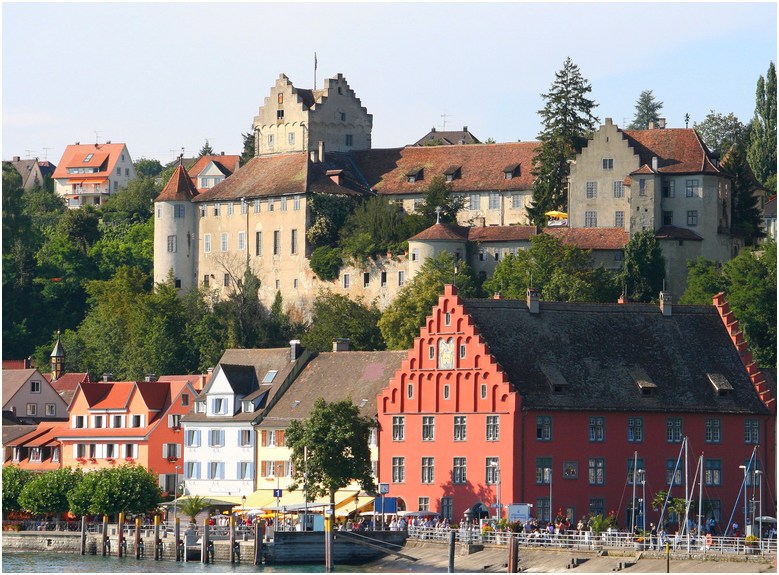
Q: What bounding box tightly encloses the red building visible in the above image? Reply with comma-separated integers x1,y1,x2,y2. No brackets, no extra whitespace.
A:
378,285,775,532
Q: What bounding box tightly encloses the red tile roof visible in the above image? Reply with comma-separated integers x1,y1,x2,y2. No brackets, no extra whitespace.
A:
155,164,200,202
51,372,90,393
622,128,721,175
186,155,241,179
544,227,630,250
409,223,469,242
353,142,539,196
468,225,537,242
52,143,129,181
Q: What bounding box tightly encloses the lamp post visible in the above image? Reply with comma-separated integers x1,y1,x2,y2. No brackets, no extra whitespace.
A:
545,467,553,524
739,465,748,535
173,465,181,522
276,463,282,530
637,469,646,535
489,461,501,520
755,470,763,549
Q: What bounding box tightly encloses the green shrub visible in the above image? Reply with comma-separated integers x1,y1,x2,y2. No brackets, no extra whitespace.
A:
309,246,343,281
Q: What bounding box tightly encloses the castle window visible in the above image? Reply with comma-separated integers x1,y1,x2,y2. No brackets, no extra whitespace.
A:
254,199,261,213
615,211,625,228
398,271,405,287
345,134,353,147
469,193,480,210
343,274,350,289
220,233,228,252
203,275,209,287
663,211,673,225
174,204,185,218
489,193,500,210
340,112,346,121
584,211,597,227
277,110,284,120
288,132,295,145
281,197,287,211
278,93,283,104
602,158,614,170
293,195,301,210
167,235,177,253
204,234,211,253
686,179,700,197
224,273,230,287
639,179,646,196
586,181,598,199
613,181,624,198
255,231,262,256
227,203,233,216
687,210,698,226
268,134,274,147
512,194,522,209
663,180,676,198
363,273,370,288
291,229,298,254
238,232,246,251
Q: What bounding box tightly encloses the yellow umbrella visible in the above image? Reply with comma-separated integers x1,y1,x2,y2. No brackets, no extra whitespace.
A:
545,211,568,218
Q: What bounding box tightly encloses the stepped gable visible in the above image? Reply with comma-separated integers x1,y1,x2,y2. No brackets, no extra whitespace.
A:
544,227,629,250
260,350,406,427
622,128,721,175
353,141,539,196
155,163,199,202
468,225,537,242
459,296,768,414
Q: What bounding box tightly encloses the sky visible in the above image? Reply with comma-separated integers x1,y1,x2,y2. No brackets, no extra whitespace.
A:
3,2,777,166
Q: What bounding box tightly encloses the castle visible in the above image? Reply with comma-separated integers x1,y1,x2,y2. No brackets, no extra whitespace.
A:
154,73,740,314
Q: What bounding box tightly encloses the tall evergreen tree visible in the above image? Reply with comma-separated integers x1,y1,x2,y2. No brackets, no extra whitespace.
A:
628,90,664,130
528,58,599,227
620,230,666,302
747,62,777,185
693,110,749,154
240,129,255,165
198,139,214,157
722,143,762,245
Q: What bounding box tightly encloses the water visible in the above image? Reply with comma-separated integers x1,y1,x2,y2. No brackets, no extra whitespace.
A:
0,552,371,573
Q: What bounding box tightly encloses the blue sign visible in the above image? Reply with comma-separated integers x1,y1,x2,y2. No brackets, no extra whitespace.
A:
374,497,397,513
274,489,282,498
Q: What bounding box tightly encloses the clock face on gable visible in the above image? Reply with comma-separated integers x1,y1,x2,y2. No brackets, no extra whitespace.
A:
438,338,455,370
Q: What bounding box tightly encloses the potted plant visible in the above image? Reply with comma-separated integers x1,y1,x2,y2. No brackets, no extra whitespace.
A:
75,457,86,465
167,456,178,463
745,534,758,554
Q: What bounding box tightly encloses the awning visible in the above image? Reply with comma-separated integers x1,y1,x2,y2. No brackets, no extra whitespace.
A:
244,488,368,514
164,495,245,508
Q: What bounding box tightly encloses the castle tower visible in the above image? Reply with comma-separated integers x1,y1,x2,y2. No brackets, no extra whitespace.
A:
252,73,372,159
153,161,200,290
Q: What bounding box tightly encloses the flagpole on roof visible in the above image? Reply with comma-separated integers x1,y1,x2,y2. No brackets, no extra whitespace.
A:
314,52,318,90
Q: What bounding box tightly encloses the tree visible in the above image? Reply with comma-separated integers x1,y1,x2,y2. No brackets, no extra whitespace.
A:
679,258,726,305
721,242,776,367
620,230,665,302
747,62,777,185
216,266,268,348
89,219,154,279
134,158,164,178
722,143,763,245
628,90,664,130
301,291,384,352
68,464,162,516
484,233,619,302
178,495,211,524
240,129,255,165
693,111,749,154
528,58,599,226
2,466,33,516
18,467,82,516
198,139,214,157
416,175,466,227
286,398,377,511
309,246,343,281
101,176,159,224
338,196,417,264
379,252,478,349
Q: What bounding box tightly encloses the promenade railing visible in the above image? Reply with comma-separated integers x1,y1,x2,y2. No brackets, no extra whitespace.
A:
406,525,777,556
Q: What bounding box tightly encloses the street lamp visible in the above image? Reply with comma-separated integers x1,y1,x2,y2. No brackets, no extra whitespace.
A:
173,465,181,522
489,461,501,520
276,462,283,530
545,467,553,524
637,469,646,535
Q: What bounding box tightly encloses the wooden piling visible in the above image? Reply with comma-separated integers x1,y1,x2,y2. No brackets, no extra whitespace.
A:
448,529,455,573
154,515,161,560
229,515,236,563
325,511,333,572
202,518,209,564
117,512,124,558
174,517,180,561
253,521,263,565
101,516,108,556
135,518,141,559
80,516,86,555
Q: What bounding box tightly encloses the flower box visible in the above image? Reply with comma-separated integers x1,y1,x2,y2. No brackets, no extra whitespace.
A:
167,456,179,463
76,457,86,465
106,458,116,464
125,457,135,463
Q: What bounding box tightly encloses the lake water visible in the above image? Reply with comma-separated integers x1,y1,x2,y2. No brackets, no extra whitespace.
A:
0,552,371,573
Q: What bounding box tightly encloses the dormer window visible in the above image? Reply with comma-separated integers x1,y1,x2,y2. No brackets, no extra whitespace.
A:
242,400,254,413
503,164,520,180
406,168,423,183
707,373,733,397
631,368,656,396
444,166,461,183
540,363,569,394
195,400,206,413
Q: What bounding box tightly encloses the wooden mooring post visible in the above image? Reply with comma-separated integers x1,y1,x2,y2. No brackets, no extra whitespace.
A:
135,518,142,559
154,515,161,560
117,512,125,558
80,516,87,555
253,521,264,565
174,517,181,561
201,518,210,564
229,516,236,563
101,516,108,556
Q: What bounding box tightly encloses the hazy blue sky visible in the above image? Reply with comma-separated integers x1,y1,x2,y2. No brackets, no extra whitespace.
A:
3,2,776,165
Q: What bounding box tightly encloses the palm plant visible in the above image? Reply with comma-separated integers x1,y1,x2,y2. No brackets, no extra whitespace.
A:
178,495,209,524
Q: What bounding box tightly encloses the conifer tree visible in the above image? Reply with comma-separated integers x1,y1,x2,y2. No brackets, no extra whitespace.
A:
723,143,763,245
528,58,599,227
747,62,777,185
198,139,214,157
628,90,664,130
240,129,255,165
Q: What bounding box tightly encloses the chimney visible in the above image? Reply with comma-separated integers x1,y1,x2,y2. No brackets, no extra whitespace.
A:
658,118,666,129
144,373,157,382
221,151,225,155
659,290,672,317
493,292,503,300
332,338,350,352
102,373,113,382
318,141,325,163
207,367,214,375
463,126,468,132
651,156,658,171
12,156,20,162
618,293,627,304
648,121,655,130
431,127,436,133
290,339,302,361
106,140,111,144
75,141,80,145
526,287,540,315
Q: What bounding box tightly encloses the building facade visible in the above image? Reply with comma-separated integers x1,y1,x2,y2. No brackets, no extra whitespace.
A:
52,142,136,208
567,118,739,295
377,285,775,530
